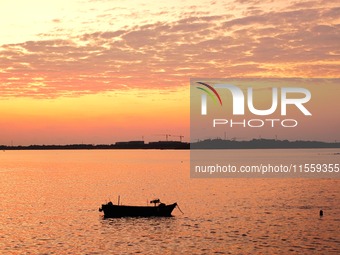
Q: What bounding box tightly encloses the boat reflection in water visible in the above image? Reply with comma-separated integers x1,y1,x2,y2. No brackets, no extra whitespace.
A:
99,199,178,218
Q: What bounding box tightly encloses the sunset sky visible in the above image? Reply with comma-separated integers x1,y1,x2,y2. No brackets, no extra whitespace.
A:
0,0,339,145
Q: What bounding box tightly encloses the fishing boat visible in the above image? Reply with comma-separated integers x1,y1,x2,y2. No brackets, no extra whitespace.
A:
99,199,177,218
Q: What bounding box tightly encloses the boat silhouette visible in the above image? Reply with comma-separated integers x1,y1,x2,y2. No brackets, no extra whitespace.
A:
99,199,177,218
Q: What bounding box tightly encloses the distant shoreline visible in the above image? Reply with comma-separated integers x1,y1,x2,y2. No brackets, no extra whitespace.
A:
191,138,340,149
0,141,190,150
1,139,340,150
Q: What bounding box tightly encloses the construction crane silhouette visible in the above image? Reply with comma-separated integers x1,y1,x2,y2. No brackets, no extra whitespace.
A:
155,134,171,141
172,135,184,142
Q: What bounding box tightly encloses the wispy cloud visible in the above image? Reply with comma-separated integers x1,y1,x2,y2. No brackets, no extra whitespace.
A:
0,1,338,98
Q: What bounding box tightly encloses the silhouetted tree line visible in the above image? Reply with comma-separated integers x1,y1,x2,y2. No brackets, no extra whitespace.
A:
191,138,340,149
1,139,339,150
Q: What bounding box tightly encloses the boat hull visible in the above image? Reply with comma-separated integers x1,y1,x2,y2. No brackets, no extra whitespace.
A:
100,202,177,218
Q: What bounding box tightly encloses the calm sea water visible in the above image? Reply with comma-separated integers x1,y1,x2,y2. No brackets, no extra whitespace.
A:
0,149,339,254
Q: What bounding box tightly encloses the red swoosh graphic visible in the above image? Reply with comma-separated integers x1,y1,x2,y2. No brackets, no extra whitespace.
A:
197,82,222,106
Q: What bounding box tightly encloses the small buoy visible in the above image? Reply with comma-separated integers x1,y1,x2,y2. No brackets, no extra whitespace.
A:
319,210,323,217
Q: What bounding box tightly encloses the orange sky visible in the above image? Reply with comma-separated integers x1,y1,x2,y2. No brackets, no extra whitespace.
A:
0,0,339,145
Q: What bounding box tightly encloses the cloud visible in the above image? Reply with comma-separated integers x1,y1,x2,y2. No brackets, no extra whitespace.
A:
0,1,339,98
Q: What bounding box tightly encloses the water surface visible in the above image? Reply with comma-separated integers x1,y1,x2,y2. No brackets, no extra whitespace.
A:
0,149,339,254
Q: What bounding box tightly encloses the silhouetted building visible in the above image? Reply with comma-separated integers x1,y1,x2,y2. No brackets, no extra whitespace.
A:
115,141,145,149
